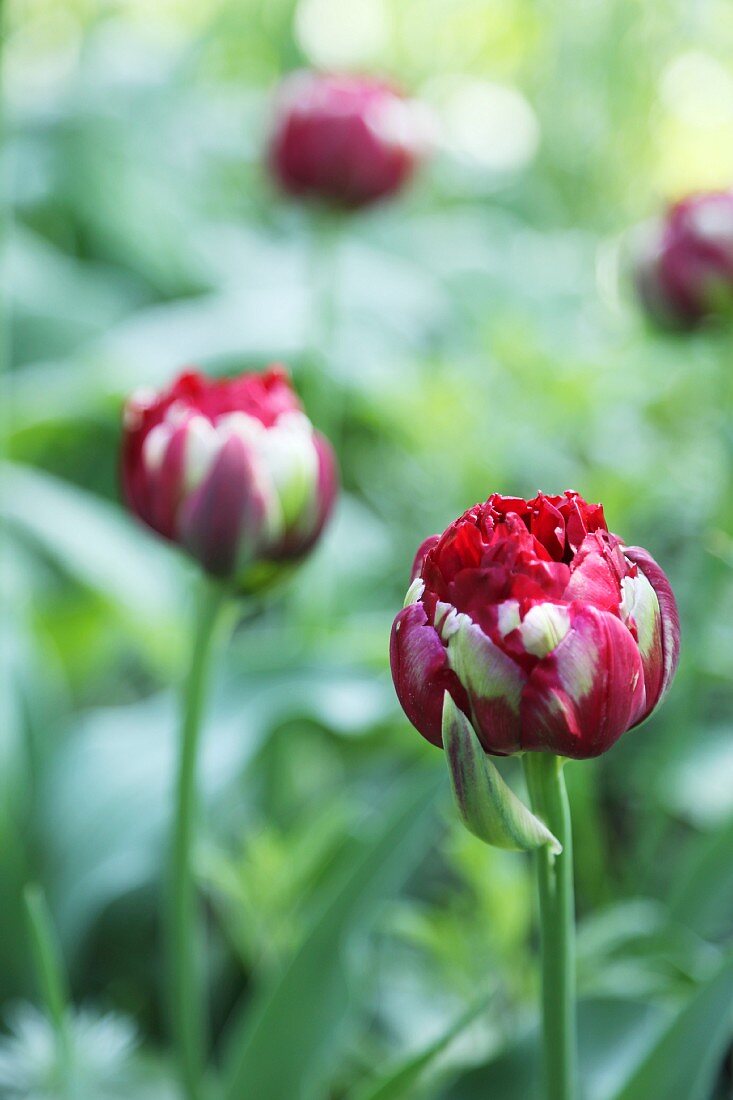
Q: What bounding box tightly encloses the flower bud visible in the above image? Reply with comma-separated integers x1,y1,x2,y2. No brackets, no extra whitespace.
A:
267,71,431,209
122,367,338,589
390,492,680,760
633,191,733,329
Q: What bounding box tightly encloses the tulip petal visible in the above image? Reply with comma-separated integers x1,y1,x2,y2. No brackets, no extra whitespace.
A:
442,693,561,853
178,435,270,578
439,607,525,755
275,431,338,558
564,533,624,612
150,423,189,540
521,606,646,758
624,545,681,718
411,535,439,581
390,602,465,747
307,431,339,547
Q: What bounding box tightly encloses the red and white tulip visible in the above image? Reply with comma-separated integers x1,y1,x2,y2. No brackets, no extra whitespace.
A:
391,492,680,759
122,367,337,589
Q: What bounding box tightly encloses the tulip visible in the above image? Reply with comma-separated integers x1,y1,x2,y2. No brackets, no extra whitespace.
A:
122,366,337,1100
390,491,680,760
268,71,431,209
122,366,337,590
633,190,733,329
391,491,680,1100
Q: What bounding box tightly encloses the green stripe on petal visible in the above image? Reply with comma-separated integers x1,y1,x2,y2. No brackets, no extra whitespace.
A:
403,577,425,607
620,571,660,660
519,603,571,658
558,634,597,700
439,607,524,713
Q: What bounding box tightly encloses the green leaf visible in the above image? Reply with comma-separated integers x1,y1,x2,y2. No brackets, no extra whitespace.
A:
612,953,733,1100
349,996,489,1100
220,769,442,1100
442,694,560,854
443,997,669,1100
669,816,733,940
1,462,183,623
6,225,141,365
23,885,70,1037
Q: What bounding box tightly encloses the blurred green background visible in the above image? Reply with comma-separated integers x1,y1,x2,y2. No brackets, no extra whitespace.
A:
4,1,733,1097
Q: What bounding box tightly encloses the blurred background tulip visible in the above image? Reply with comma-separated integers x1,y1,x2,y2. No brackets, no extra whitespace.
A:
268,71,432,208
122,367,337,588
633,191,733,328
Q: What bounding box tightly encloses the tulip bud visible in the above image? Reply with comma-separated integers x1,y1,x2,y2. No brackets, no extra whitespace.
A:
390,492,680,760
122,367,338,590
267,71,432,209
633,191,733,329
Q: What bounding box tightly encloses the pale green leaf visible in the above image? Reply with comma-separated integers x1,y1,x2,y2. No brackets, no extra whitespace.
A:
221,769,442,1100
612,953,733,1100
1,462,183,623
442,694,560,854
349,996,489,1100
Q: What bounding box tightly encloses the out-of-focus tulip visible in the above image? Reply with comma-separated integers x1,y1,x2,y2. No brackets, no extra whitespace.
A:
390,492,680,760
633,191,733,329
268,71,431,208
122,367,337,589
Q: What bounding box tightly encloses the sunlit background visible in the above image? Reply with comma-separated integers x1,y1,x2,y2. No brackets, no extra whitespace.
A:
4,0,733,1097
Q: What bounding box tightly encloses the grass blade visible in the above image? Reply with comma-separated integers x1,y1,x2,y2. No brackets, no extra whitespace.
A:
221,768,442,1100
350,996,489,1100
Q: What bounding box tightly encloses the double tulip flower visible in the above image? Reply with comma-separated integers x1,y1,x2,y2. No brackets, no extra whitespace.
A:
122,366,337,588
391,491,680,760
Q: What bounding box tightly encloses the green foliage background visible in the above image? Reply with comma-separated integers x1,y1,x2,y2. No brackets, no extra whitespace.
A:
4,0,733,1097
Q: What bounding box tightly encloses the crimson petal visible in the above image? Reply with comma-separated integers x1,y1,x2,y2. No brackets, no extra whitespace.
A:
178,436,269,578
521,605,647,758
390,602,466,748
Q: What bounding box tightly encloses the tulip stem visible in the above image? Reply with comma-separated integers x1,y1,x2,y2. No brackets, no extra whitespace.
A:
522,754,577,1100
309,211,343,446
168,578,228,1100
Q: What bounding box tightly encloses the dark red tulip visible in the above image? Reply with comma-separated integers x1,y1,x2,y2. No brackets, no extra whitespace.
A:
268,71,430,208
391,492,680,759
633,191,733,328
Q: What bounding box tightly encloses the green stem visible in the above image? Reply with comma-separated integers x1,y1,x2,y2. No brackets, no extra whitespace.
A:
522,754,577,1100
308,210,344,448
24,884,73,1097
168,578,227,1100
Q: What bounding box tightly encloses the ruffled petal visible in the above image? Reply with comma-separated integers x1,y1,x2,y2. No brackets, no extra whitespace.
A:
411,535,439,581
564,532,625,612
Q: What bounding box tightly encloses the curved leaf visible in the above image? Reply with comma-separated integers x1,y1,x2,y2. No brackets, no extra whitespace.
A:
349,996,489,1100
443,694,560,854
1,462,183,623
612,953,733,1100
